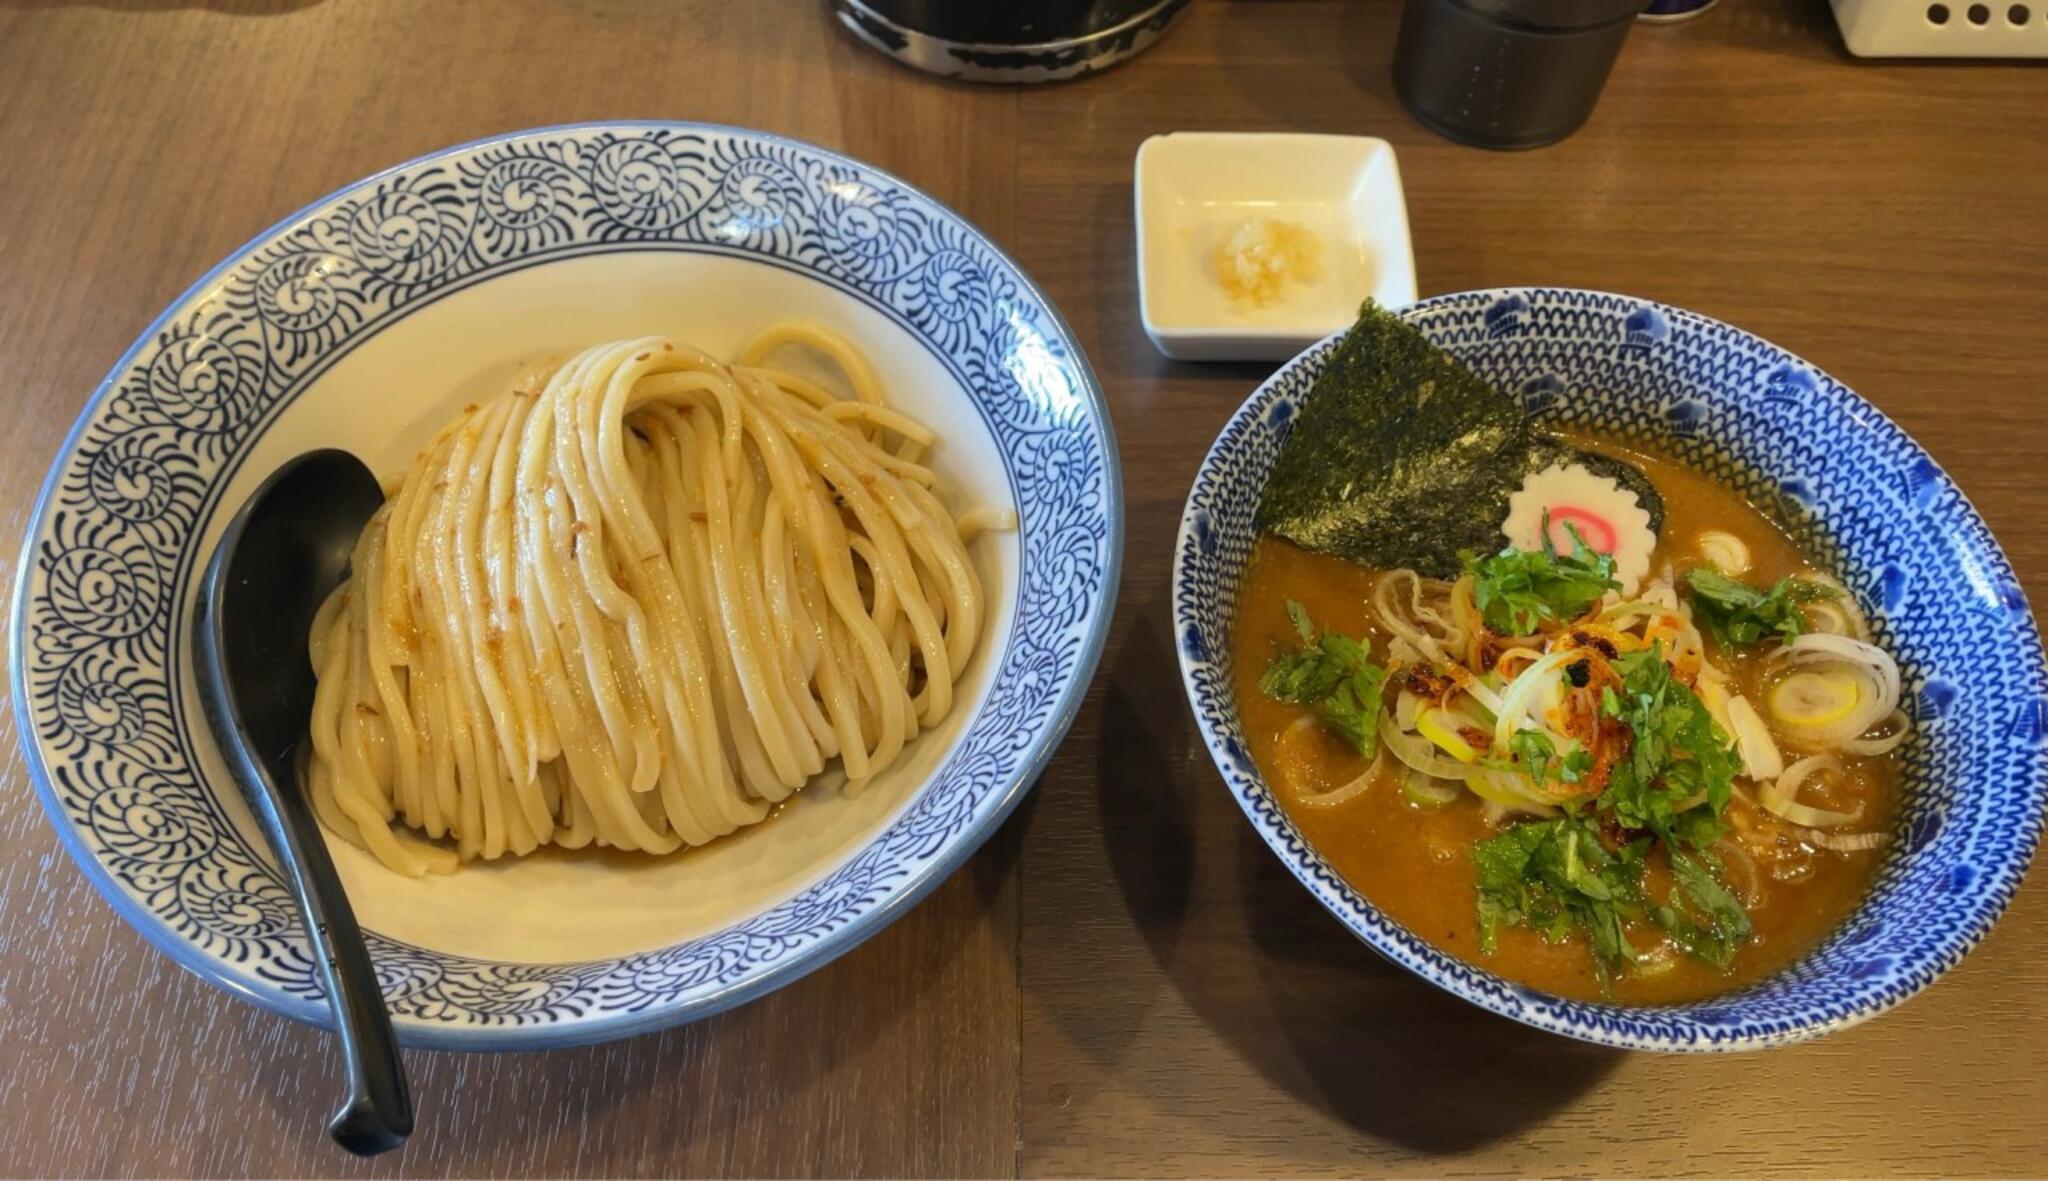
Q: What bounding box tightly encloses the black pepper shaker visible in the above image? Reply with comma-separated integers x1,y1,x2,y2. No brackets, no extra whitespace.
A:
1392,0,1650,150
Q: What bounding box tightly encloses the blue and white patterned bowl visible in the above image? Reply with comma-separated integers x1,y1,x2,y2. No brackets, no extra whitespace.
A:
11,122,1120,1050
1173,288,2048,1051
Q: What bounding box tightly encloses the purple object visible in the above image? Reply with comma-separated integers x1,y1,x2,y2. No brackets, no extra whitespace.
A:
1641,0,1720,20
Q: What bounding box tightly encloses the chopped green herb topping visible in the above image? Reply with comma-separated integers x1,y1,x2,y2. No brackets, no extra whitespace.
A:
1473,816,1648,985
1495,729,1593,787
1474,817,1753,990
1463,521,1620,636
1684,566,1839,649
1598,643,1741,851
1649,850,1755,970
1472,641,1753,991
1260,601,1388,756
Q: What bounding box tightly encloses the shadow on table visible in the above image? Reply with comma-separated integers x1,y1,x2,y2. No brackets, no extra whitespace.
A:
203,789,1032,1172
1237,814,1621,1153
1092,598,1619,1155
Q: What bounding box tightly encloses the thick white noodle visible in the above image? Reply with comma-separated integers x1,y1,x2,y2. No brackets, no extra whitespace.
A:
307,326,998,875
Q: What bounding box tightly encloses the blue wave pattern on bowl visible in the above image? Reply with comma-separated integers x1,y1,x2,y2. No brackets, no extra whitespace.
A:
13,124,1117,1048
1174,288,2048,1050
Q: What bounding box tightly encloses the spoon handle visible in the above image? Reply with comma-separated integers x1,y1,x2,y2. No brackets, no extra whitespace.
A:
232,751,414,1156
190,448,410,1157
193,607,412,1153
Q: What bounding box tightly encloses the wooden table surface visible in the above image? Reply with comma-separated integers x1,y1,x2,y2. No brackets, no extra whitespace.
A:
3,1,2046,1176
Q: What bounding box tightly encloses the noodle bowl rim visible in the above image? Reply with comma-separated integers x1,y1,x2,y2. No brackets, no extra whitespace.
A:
11,121,1123,1049
1172,286,2048,1054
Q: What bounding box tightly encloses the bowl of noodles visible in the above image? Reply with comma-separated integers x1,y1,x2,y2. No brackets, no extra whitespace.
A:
12,122,1120,1049
1174,290,2047,1050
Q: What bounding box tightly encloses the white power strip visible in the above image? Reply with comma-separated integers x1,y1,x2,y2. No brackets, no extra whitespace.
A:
1832,0,2048,57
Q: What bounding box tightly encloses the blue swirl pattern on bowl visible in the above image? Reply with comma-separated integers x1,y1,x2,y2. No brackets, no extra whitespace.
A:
10,123,1120,1049
1173,288,2047,1050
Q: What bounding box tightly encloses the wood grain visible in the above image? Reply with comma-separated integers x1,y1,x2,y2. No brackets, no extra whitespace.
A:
2,0,2045,1176
0,3,1021,1177
1013,2,2048,1177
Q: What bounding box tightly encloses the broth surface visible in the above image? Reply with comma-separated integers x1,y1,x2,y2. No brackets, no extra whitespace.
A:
1231,436,1897,1004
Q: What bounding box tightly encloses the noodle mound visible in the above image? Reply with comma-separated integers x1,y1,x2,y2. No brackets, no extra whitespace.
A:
307,325,1004,875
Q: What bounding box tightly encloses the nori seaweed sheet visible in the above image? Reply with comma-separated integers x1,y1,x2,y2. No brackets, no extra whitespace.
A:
1256,302,1664,578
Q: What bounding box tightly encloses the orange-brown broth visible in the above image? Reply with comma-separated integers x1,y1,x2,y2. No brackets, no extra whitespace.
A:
1231,437,1897,1004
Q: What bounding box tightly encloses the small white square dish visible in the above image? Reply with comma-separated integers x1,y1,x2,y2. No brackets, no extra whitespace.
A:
1135,132,1416,362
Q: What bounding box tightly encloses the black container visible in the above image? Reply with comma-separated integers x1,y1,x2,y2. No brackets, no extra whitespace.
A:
834,0,1189,84
1393,0,1649,150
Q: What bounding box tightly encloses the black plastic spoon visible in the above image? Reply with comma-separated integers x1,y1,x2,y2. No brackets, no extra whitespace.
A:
192,449,412,1157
